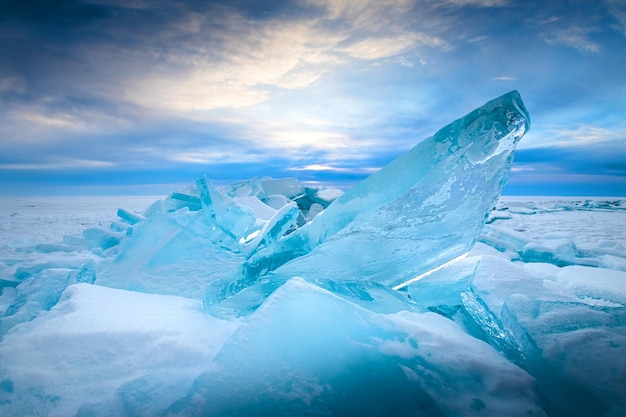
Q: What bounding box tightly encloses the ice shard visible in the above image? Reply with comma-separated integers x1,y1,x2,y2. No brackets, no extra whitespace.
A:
213,90,530,304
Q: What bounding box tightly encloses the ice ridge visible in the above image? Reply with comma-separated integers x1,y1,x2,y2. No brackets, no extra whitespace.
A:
208,90,530,311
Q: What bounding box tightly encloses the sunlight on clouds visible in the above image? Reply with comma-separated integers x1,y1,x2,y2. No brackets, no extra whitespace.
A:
305,0,413,25
123,0,459,115
510,165,538,173
17,112,81,129
493,75,516,81
290,164,380,174
516,123,626,151
262,129,354,151
168,150,263,164
126,20,344,112
548,125,626,147
128,77,269,112
5,106,133,143
342,33,450,60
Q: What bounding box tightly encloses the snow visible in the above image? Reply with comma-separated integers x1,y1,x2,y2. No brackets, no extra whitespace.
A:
0,283,239,417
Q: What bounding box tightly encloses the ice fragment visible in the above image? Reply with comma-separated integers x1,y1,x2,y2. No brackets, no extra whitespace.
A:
213,90,530,308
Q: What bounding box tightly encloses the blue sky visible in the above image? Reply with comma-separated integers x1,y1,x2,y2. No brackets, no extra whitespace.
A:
0,0,625,196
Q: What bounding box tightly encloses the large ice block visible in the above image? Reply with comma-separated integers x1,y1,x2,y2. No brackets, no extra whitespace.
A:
96,210,245,299
467,255,626,417
0,283,239,417
233,91,530,292
170,277,546,417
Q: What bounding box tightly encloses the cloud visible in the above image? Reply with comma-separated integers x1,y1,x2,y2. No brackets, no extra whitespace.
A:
119,12,344,113
290,163,379,174
607,0,626,36
543,125,626,147
514,139,626,177
167,149,265,165
1,0,624,196
0,158,115,170
2,103,134,146
543,27,601,52
438,0,508,6
526,2,624,53
120,1,457,114
341,32,450,60
304,0,414,26
16,111,81,129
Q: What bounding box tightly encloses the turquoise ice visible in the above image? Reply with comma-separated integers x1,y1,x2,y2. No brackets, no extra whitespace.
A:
208,90,530,310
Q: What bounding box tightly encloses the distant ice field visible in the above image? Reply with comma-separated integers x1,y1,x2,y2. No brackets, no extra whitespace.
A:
0,195,161,248
2,194,624,248
492,196,626,244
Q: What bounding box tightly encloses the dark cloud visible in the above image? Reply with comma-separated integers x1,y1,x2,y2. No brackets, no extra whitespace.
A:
0,0,109,25
514,141,626,176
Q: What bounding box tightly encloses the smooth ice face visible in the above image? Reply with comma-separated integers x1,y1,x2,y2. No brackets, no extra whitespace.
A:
169,277,546,417
238,91,530,290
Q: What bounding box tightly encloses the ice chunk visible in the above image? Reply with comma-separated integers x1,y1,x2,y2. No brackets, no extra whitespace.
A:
261,193,292,210
169,191,202,211
82,227,123,251
239,202,299,255
222,90,529,302
116,208,146,225
196,176,256,240
228,177,264,198
96,210,245,299
313,187,344,204
521,239,578,266
467,255,626,417
170,277,546,417
0,268,71,336
67,261,97,285
503,296,626,417
232,195,276,222
259,177,304,199
0,283,240,417
599,254,626,271
304,202,324,222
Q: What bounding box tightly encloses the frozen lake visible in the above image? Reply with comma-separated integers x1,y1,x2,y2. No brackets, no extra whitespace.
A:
0,193,625,417
2,194,624,256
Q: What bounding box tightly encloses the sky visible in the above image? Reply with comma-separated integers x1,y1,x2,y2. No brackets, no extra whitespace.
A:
0,0,625,196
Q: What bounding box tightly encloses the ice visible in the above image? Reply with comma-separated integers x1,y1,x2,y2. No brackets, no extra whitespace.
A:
209,90,529,310
116,208,146,225
82,227,123,251
0,283,239,417
166,277,546,417
239,201,300,256
95,209,245,299
92,175,332,299
0,268,71,336
259,177,305,199
600,254,626,271
483,197,626,269
2,91,626,416
423,252,626,417
313,187,344,203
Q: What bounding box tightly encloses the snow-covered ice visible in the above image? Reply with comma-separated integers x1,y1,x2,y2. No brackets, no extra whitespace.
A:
0,91,625,416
